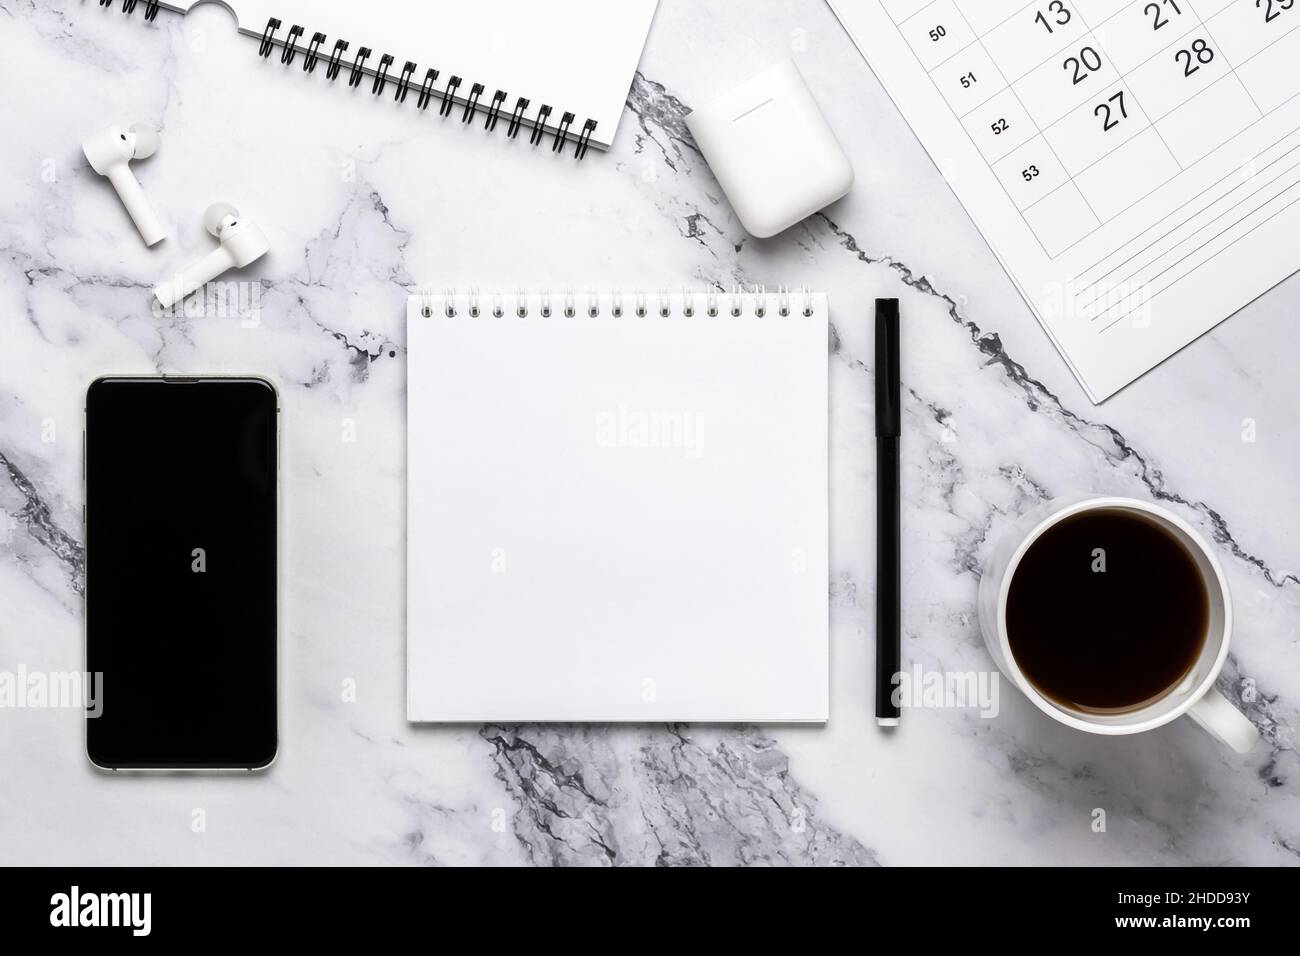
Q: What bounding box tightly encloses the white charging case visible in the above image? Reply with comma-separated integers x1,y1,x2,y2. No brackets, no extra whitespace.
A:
685,59,854,238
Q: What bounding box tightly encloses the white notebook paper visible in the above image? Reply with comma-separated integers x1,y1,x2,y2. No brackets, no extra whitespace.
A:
127,1,658,153
829,0,1300,401
406,290,829,723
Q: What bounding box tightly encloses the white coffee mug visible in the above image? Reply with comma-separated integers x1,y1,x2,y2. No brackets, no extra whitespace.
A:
977,496,1257,753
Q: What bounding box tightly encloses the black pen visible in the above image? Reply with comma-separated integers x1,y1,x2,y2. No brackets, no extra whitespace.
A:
875,298,901,726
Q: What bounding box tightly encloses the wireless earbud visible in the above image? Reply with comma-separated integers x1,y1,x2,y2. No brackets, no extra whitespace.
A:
153,203,270,308
81,123,165,246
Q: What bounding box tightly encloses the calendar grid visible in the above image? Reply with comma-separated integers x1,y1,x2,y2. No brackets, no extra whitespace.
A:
1067,4,1188,174
1078,155,1300,300
1084,152,1300,325
858,0,1300,396
896,0,945,28
954,4,1105,223
896,7,1053,258
929,45,969,73
1074,131,1300,279
1084,164,1300,310
1024,52,1300,240
1188,7,1267,116
1023,98,1300,260
897,0,1300,260
994,5,1213,89
1095,189,1300,332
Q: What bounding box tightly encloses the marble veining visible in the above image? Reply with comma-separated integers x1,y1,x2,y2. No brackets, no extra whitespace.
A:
0,0,1296,865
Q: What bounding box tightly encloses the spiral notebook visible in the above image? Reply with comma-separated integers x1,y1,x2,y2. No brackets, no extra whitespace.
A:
406,290,830,723
101,0,658,157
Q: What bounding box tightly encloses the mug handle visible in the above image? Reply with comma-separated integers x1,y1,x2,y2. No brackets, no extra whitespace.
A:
1188,688,1258,754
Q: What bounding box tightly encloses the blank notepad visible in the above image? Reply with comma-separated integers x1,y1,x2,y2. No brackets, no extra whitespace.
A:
406,290,829,722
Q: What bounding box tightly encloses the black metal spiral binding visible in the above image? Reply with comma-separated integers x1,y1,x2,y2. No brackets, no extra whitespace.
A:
507,98,530,139
552,112,575,154
106,0,160,21
574,119,598,161
103,6,601,159
371,54,393,96
395,61,417,103
261,14,601,157
529,105,553,147
326,40,349,81
280,25,303,66
258,18,280,58
461,83,484,124
484,90,507,132
348,48,371,89
303,32,326,73
417,69,441,111
439,76,461,118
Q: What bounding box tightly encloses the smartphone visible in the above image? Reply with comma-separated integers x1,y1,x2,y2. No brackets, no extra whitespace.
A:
85,376,278,770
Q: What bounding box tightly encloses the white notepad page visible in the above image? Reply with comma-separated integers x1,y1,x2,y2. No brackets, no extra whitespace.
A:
406,291,829,723
830,0,1300,401
161,0,658,149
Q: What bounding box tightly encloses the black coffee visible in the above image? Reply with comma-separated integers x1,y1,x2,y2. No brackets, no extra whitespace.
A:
1005,508,1208,714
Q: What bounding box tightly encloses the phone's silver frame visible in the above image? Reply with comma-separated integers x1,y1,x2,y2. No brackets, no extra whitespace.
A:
83,374,281,774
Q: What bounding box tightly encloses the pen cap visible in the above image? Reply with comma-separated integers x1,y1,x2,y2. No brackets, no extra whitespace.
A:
875,298,900,438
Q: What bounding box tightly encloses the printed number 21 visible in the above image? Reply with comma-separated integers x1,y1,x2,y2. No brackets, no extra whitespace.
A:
1146,0,1182,30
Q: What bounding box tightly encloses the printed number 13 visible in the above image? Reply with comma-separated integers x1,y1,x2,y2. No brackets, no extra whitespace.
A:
1036,0,1072,32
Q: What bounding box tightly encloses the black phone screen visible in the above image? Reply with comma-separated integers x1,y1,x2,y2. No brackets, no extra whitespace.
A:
85,377,278,769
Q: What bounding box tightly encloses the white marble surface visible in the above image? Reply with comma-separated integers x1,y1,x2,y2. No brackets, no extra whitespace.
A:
1,0,1297,865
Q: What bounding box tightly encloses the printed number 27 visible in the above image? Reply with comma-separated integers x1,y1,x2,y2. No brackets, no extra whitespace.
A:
1094,90,1128,131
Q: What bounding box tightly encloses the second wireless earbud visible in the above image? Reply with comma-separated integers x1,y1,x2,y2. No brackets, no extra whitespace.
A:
153,203,270,308
82,123,165,246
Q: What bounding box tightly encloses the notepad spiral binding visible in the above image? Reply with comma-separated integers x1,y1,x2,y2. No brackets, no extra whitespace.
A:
416,288,821,320
98,2,599,159
98,0,161,19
